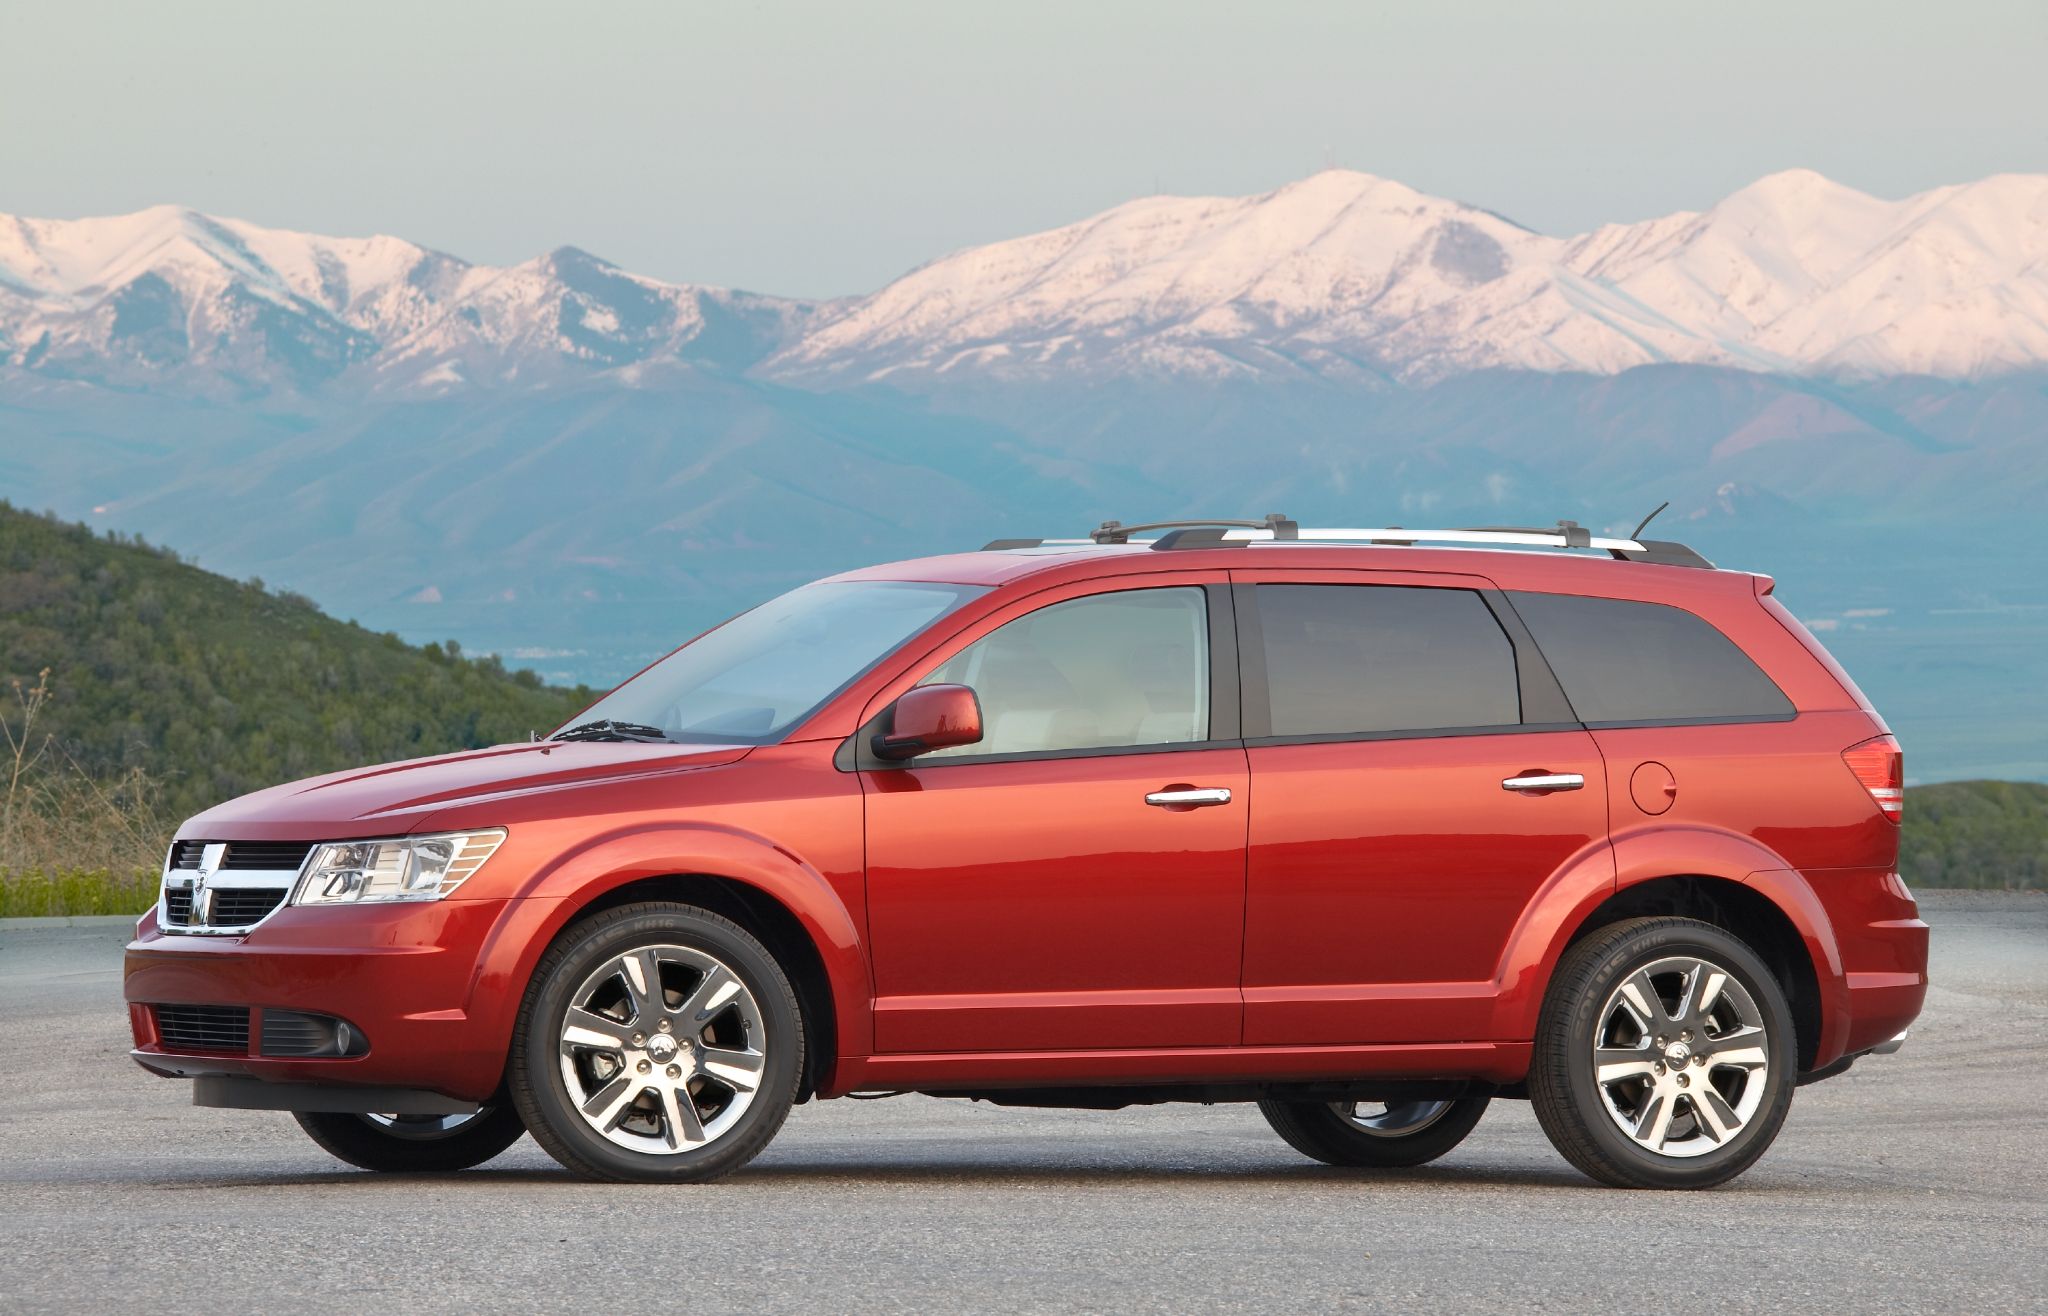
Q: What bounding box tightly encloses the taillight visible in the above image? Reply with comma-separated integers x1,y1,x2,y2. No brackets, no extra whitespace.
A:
1842,735,1903,823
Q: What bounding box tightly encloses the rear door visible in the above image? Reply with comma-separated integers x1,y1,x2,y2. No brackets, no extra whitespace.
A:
1234,569,1609,1045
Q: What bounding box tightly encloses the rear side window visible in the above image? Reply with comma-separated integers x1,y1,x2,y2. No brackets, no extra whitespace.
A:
1254,585,1520,738
1508,592,1793,726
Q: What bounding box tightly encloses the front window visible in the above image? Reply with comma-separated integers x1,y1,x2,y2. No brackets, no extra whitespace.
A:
918,586,1210,758
565,580,986,744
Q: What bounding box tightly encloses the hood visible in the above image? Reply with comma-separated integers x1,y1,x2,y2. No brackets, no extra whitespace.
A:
180,740,755,841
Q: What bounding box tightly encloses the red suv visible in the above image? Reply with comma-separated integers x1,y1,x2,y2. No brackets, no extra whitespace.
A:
125,516,1926,1189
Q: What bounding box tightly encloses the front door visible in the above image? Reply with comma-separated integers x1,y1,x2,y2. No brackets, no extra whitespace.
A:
1232,572,1610,1045
862,577,1250,1053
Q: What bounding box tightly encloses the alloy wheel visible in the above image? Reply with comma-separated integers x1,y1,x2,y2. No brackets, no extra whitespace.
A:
1591,954,1771,1158
556,944,768,1155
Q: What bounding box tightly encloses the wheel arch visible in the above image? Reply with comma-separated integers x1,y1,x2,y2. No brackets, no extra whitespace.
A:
477,825,873,1100
569,874,842,1101
1559,875,1826,1072
1495,827,1846,1072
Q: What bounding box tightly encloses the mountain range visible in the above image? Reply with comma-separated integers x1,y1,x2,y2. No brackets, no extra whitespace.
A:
6,169,2048,393
2,170,2045,783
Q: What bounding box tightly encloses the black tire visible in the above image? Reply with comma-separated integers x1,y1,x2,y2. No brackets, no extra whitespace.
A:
509,902,803,1184
1259,1095,1491,1168
293,1104,527,1172
1529,916,1797,1189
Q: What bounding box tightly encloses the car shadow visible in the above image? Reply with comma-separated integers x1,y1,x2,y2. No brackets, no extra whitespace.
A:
143,1158,1621,1192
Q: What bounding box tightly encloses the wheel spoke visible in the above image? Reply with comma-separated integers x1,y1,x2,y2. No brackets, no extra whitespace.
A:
1595,1046,1657,1084
679,964,744,1025
580,1074,641,1131
659,1084,707,1149
701,1045,766,1093
1618,972,1666,1029
1691,1086,1741,1143
1707,1025,1768,1071
1694,970,1729,1019
561,1007,629,1051
1633,1090,1676,1150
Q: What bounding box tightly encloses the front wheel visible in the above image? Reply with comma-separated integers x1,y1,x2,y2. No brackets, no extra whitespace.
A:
1259,1094,1491,1168
509,902,804,1184
294,1105,527,1172
1528,916,1797,1189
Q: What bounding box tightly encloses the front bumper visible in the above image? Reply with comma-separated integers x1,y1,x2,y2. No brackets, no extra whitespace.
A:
125,895,562,1103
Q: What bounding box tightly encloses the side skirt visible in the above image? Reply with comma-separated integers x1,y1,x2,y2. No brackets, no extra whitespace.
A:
825,1040,1531,1099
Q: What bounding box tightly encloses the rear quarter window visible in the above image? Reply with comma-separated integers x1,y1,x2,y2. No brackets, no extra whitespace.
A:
1507,591,1794,726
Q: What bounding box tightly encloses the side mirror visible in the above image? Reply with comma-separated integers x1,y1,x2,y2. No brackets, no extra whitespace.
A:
873,684,983,761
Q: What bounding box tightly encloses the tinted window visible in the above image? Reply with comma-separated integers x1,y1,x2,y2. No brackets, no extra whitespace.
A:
1255,585,1520,737
1508,592,1793,725
919,587,1209,758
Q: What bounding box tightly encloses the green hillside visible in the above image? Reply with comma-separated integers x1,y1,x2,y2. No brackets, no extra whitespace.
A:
0,502,593,830
1900,780,2048,891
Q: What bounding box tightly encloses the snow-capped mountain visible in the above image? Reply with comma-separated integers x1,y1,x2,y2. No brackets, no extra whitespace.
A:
3,169,2046,393
772,168,2048,384
0,206,810,392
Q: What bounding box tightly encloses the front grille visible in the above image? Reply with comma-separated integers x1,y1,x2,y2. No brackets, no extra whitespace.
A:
209,888,288,925
159,840,306,934
154,1004,251,1053
220,842,314,872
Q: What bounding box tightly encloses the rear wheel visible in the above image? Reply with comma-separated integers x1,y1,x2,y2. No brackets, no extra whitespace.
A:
509,902,803,1183
1259,1094,1491,1168
293,1104,526,1172
1529,916,1797,1189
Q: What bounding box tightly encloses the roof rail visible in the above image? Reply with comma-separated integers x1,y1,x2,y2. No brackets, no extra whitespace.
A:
982,512,1714,568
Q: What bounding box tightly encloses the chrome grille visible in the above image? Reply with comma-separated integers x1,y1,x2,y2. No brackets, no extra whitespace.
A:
154,1004,251,1053
160,840,307,936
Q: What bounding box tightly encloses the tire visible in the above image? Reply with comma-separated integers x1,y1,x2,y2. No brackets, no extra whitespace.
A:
1259,1095,1490,1168
509,902,803,1184
1529,916,1797,1189
294,1104,526,1172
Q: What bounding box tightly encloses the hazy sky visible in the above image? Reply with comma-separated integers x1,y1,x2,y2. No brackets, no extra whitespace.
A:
6,0,2044,297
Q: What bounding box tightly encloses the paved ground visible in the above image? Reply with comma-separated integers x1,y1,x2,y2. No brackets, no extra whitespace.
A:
1,892,2042,1313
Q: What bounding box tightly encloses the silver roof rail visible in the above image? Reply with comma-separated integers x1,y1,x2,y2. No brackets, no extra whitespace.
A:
982,514,1714,568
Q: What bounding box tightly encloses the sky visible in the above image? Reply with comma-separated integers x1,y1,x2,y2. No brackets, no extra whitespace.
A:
5,0,2045,297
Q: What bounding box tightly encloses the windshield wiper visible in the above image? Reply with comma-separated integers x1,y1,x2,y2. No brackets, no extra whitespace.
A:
550,719,674,743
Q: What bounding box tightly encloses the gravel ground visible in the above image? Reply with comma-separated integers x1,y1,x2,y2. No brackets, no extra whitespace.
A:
0,890,2041,1313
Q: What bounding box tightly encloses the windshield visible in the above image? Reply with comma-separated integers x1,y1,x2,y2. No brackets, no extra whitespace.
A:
560,580,987,744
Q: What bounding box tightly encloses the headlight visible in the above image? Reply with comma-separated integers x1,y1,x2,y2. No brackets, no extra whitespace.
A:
292,830,507,905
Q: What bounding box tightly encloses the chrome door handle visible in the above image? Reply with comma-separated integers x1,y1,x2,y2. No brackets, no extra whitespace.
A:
1502,773,1585,792
1145,787,1233,808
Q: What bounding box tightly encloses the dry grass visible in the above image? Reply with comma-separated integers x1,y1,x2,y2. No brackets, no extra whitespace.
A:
1,671,169,916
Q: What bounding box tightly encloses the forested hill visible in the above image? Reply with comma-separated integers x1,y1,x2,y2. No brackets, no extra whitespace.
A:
0,503,594,819
1900,780,2048,891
